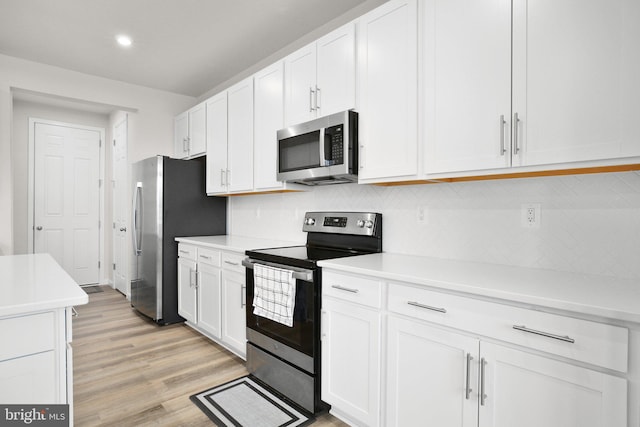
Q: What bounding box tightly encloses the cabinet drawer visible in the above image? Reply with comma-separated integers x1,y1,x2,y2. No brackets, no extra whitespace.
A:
323,271,383,309
198,247,221,267
178,243,197,260
221,251,245,274
388,283,628,372
0,312,57,362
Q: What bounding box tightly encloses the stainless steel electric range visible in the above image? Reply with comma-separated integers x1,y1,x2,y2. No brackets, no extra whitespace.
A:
242,211,382,413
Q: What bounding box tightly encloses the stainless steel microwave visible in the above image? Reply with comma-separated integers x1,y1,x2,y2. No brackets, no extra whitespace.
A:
277,110,358,185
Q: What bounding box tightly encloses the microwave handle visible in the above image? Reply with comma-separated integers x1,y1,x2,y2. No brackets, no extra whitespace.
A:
319,127,326,166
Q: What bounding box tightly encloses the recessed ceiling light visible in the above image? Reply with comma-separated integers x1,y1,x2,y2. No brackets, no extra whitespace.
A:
116,35,132,47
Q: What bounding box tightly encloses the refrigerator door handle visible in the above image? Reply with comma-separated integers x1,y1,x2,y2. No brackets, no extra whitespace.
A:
132,182,143,255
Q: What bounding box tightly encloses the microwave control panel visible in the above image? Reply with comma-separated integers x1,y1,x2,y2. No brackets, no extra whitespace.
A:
324,124,344,165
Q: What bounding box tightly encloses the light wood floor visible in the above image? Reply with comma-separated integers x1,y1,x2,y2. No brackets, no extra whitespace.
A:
73,285,348,426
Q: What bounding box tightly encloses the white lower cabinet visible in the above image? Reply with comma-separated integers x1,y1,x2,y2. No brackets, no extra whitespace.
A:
321,297,381,427
386,316,627,427
178,243,246,359
221,269,246,356
177,255,198,324
198,262,222,339
320,268,629,427
0,309,71,406
479,342,627,427
386,316,478,427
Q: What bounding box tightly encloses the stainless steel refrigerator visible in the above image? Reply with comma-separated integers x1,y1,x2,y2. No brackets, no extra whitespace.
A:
130,155,226,324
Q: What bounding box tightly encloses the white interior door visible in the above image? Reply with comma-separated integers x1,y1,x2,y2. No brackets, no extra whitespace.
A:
112,115,128,295
34,122,100,285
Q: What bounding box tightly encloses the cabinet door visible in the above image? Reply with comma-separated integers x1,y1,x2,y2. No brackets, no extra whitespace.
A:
254,62,285,191
221,270,246,357
188,102,207,157
284,42,317,126
0,351,59,404
423,0,512,174
386,316,479,427
174,111,189,159
198,263,222,339
316,23,356,118
227,78,254,193
206,92,228,194
479,342,627,427
512,0,640,166
321,297,381,426
357,0,419,182
177,257,197,323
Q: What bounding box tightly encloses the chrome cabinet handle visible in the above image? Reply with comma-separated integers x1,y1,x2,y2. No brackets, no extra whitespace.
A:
179,250,190,255
407,301,447,314
224,260,239,266
226,169,231,186
315,86,321,111
513,112,520,154
183,137,189,154
199,255,211,260
512,325,575,343
309,87,316,112
241,285,246,308
220,169,226,186
465,353,473,400
480,358,487,406
499,115,507,155
331,284,359,294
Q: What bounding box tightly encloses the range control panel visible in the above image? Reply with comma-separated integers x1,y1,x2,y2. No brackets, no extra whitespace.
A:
302,212,381,236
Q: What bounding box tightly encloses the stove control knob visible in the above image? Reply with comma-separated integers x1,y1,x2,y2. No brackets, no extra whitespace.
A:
305,217,316,226
364,220,374,229
357,219,365,228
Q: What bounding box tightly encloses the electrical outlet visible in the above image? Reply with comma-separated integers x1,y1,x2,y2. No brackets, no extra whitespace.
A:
521,203,541,228
417,206,428,225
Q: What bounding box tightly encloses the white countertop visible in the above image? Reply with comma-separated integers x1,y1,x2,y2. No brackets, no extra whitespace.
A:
0,253,89,318
174,235,303,253
318,253,640,324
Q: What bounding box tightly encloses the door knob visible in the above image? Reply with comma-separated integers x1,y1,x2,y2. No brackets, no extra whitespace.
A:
120,227,127,232
36,226,43,230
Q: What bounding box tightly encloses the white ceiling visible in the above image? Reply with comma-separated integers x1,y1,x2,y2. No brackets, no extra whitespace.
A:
0,0,386,98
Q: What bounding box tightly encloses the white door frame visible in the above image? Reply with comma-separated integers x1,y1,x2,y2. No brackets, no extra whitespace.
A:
112,113,129,296
28,118,106,284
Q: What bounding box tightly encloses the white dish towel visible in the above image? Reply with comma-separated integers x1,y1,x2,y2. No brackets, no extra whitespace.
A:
252,263,297,327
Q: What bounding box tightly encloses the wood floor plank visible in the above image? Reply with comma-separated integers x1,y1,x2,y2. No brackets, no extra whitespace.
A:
73,286,348,426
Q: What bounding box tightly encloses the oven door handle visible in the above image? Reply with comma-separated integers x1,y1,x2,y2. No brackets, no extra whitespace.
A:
242,258,314,282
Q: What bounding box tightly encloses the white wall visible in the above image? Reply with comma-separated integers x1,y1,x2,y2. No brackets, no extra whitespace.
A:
230,171,640,280
0,53,195,255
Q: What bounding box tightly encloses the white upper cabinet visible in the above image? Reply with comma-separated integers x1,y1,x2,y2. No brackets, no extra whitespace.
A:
174,111,189,159
357,0,419,183
423,0,512,174
206,92,228,194
284,23,356,126
205,77,254,195
425,0,640,175
174,102,207,159
227,77,254,193
254,62,285,191
511,0,640,167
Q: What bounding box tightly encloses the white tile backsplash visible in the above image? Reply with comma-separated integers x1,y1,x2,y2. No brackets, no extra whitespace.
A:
230,171,640,280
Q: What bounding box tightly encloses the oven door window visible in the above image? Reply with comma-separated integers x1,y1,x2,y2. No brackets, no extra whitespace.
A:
279,131,321,172
247,277,316,357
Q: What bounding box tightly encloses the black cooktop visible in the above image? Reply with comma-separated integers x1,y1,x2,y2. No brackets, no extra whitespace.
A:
246,245,369,270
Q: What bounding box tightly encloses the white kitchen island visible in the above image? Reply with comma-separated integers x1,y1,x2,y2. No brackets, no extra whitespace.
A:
0,253,88,412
